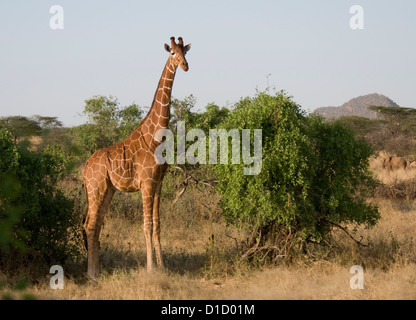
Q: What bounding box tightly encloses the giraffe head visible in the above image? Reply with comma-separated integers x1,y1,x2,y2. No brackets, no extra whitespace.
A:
164,37,191,71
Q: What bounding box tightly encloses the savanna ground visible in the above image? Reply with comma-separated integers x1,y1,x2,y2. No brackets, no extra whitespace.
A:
2,152,415,300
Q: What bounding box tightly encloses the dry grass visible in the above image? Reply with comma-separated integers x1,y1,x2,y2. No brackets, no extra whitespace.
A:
23,262,415,300
15,197,416,300
2,154,416,300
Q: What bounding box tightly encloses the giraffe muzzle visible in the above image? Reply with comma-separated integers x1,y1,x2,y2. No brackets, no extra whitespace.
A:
181,61,189,72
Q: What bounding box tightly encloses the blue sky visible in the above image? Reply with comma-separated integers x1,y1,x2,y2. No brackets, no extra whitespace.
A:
0,0,415,126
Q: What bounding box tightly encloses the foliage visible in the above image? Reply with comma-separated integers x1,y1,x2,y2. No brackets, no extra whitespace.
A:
170,95,230,132
170,94,198,130
32,115,63,130
306,116,379,231
213,91,379,260
0,128,80,266
191,103,230,133
163,95,230,176
0,116,42,142
369,105,416,137
367,105,416,157
337,115,384,138
71,95,144,158
117,103,144,139
0,129,22,252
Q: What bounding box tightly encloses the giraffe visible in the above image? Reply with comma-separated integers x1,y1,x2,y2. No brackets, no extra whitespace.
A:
83,37,191,279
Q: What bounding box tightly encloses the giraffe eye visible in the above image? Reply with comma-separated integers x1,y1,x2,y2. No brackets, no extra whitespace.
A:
171,51,176,56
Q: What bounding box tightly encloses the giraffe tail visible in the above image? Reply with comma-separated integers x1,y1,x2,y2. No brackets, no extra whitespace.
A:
82,183,89,252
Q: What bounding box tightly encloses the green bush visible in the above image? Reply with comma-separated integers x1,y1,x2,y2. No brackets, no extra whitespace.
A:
0,128,80,267
213,92,379,261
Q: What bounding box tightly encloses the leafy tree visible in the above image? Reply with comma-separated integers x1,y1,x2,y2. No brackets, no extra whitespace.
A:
117,103,144,139
169,95,230,132
337,115,383,138
168,97,230,173
0,116,42,143
214,92,379,261
170,94,198,131
369,105,416,136
71,95,144,157
368,105,416,157
32,115,63,130
191,103,230,133
155,96,229,204
73,95,120,154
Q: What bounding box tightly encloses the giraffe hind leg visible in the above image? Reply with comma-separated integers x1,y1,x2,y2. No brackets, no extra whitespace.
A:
82,216,88,251
82,183,89,251
84,181,115,279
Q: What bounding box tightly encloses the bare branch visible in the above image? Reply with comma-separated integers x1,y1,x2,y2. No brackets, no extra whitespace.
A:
170,166,218,204
329,221,369,247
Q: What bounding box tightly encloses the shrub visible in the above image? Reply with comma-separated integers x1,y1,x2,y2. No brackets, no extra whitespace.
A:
213,91,379,262
0,128,80,268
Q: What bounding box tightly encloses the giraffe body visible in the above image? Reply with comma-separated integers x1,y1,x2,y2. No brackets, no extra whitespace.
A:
83,37,191,279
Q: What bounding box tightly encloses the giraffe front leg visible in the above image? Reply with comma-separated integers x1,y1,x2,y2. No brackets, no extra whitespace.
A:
153,181,164,270
141,180,155,272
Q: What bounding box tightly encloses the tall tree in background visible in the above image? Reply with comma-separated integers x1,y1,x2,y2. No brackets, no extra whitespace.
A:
369,105,416,157
0,116,42,143
72,95,144,157
33,115,63,130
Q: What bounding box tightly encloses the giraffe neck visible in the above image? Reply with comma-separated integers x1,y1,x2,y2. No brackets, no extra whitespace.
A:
139,58,177,146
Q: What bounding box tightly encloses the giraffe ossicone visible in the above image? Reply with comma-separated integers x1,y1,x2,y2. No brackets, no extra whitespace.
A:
83,37,191,279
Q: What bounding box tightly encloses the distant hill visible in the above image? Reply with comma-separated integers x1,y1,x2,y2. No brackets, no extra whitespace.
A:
314,93,400,119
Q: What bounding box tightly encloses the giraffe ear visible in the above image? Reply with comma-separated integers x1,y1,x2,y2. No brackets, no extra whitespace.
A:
164,43,171,52
184,43,191,53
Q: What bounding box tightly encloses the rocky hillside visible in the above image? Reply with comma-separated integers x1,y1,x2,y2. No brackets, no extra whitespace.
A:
314,93,399,119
